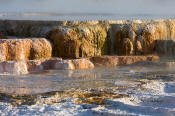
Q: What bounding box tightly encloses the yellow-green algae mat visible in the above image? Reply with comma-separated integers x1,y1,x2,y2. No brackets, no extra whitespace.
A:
0,90,128,107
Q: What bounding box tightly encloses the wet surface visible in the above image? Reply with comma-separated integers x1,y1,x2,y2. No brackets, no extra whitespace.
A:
0,65,167,95
0,63,175,115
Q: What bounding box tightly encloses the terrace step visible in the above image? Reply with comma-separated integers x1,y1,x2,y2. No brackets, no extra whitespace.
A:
0,56,161,75
0,38,52,61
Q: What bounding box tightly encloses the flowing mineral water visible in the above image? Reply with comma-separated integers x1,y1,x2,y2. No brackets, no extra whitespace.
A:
20,40,25,60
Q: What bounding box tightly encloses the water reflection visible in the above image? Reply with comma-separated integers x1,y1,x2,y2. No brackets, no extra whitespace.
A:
0,65,175,95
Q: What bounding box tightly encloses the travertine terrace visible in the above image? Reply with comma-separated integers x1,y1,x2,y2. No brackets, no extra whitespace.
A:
0,19,175,74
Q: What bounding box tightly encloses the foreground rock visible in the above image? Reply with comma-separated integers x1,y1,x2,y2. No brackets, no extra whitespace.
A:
27,60,45,72
0,58,95,74
0,55,162,74
0,55,161,74
28,58,94,71
0,38,52,61
46,24,109,58
55,59,94,70
27,58,94,73
90,55,159,67
0,61,28,74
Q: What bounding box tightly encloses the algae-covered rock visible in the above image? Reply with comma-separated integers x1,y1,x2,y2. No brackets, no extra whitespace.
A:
0,38,52,61
139,24,156,54
122,38,134,55
111,20,175,55
74,92,128,105
111,24,137,55
2,19,175,57
29,39,52,60
46,24,109,58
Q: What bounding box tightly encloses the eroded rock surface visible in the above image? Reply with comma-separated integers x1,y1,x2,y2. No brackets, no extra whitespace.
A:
46,24,109,58
90,55,159,67
0,38,52,61
0,61,28,74
1,19,175,58
0,58,95,74
28,58,94,71
54,58,94,70
27,60,45,72
111,20,175,56
0,56,161,74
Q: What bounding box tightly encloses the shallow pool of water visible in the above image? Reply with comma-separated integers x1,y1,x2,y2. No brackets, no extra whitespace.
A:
0,65,172,94
0,65,175,115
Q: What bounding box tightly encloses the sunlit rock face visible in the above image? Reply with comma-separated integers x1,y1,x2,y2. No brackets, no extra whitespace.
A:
55,58,94,70
0,61,28,74
55,60,75,70
0,58,94,74
111,20,175,56
1,19,175,58
71,58,94,69
90,56,119,67
27,60,45,72
90,55,159,67
29,39,52,60
27,58,94,72
0,56,160,74
46,24,109,58
41,58,62,70
0,38,52,61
